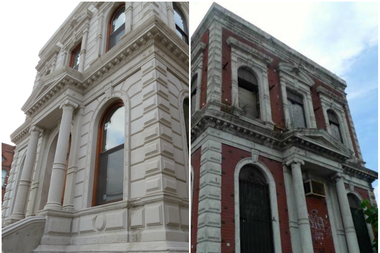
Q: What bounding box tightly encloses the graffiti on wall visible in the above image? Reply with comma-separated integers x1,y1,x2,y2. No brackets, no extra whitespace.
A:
309,209,332,244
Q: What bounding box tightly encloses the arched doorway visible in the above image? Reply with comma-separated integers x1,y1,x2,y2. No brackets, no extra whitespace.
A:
239,164,274,252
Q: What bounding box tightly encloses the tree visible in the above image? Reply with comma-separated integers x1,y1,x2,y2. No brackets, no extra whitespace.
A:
359,199,378,249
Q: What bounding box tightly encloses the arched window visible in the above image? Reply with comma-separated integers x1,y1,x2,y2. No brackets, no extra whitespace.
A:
238,67,260,119
107,5,125,51
327,110,343,143
183,98,189,147
239,164,274,252
348,194,373,253
173,3,188,44
93,101,125,206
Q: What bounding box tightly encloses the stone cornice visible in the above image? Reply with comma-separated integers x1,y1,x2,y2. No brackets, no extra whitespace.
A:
17,14,189,136
342,162,378,183
227,36,274,65
316,85,346,105
193,3,347,92
10,117,33,144
192,105,351,163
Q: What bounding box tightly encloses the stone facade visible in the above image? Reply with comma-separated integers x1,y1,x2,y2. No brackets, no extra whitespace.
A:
191,3,377,253
2,2,189,252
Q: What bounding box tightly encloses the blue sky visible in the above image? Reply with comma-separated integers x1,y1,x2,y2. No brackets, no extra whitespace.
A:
190,1,378,194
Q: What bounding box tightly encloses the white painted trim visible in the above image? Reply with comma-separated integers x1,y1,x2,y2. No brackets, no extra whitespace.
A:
229,37,274,126
234,158,282,253
278,62,316,129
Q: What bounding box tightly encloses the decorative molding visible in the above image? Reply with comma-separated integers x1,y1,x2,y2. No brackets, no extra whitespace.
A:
227,36,273,65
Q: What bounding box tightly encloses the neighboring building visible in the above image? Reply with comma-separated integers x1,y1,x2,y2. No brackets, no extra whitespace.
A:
191,3,377,253
2,143,16,202
2,2,189,253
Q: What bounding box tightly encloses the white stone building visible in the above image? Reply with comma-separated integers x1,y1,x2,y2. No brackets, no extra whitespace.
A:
2,2,189,252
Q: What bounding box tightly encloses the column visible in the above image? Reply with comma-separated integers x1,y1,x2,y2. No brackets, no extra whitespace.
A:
9,126,43,222
44,100,78,210
334,173,360,253
62,106,84,211
286,158,313,253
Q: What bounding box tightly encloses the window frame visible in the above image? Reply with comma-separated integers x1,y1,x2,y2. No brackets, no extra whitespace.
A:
69,43,81,70
238,67,260,120
173,3,188,44
106,4,126,52
287,89,307,128
234,157,282,253
278,62,316,129
227,37,274,128
92,100,125,206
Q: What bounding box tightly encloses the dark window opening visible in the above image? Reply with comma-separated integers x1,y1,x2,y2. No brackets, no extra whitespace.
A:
238,67,260,119
239,165,274,252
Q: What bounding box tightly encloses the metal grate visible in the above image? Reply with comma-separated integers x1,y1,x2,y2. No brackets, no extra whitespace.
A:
239,165,274,253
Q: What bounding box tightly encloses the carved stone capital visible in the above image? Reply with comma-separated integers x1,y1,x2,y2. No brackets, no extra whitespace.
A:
30,126,44,135
60,100,79,110
285,158,305,167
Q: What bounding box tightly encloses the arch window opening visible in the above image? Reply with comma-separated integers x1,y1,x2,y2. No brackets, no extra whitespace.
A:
173,3,188,44
348,194,373,253
108,5,125,51
239,165,274,252
238,67,260,119
94,101,125,206
327,110,343,143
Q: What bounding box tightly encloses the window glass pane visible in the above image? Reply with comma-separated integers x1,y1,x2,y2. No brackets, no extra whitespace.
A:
183,98,189,147
72,48,80,70
174,7,185,31
103,106,125,151
331,123,343,142
98,146,124,204
2,169,7,186
112,8,125,33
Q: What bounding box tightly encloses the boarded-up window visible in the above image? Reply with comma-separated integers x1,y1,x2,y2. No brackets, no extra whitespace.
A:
327,110,343,143
238,67,259,119
287,90,306,128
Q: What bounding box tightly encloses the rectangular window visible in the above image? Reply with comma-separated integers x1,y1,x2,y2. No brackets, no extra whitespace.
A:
70,43,81,70
287,90,306,128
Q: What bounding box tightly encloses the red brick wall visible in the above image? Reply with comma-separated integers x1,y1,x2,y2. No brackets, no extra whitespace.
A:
220,144,292,252
200,31,209,109
191,148,201,253
2,143,15,202
306,196,335,253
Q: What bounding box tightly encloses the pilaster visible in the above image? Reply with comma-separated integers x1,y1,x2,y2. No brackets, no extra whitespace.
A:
206,21,223,108
197,140,222,253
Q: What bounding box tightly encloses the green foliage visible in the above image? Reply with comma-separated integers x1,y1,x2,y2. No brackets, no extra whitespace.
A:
359,199,378,249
